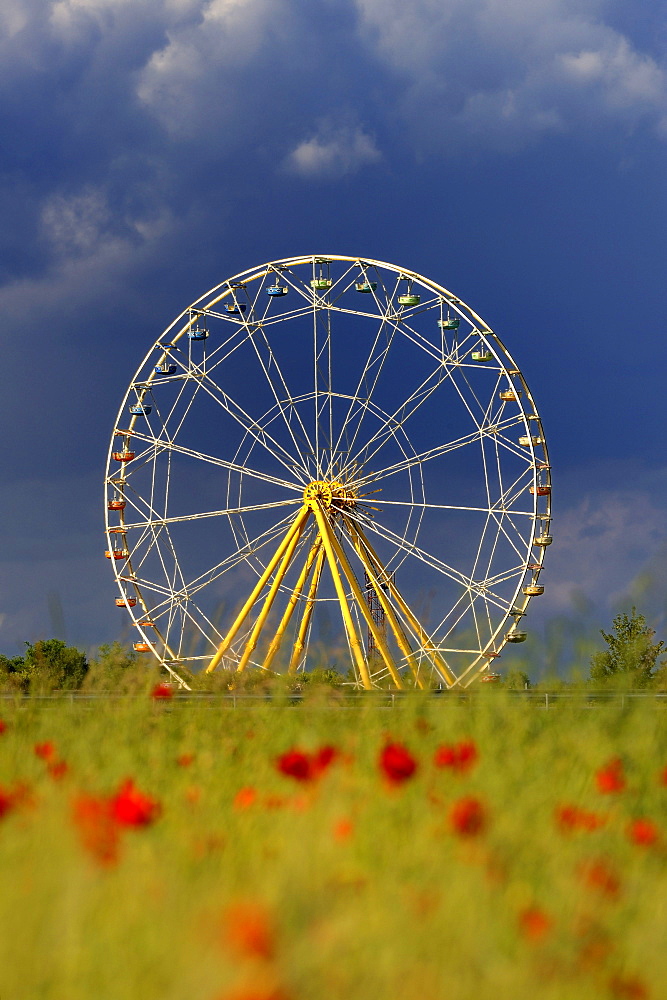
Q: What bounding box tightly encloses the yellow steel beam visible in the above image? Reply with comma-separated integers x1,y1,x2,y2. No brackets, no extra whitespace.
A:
310,502,373,690
349,519,457,687
343,515,424,689
288,544,325,674
263,535,322,673
205,506,310,673
313,502,404,690
235,515,308,673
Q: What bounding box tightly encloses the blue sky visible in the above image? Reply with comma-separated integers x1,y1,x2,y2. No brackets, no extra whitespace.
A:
1,0,665,672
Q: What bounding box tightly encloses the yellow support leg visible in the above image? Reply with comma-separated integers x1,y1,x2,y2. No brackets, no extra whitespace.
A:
288,544,325,674
343,515,424,689
236,515,308,673
206,506,310,673
263,536,323,673
311,502,373,690
312,502,403,689
348,519,457,687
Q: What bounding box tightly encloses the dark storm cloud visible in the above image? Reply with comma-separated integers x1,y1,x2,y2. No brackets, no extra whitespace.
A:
0,0,665,654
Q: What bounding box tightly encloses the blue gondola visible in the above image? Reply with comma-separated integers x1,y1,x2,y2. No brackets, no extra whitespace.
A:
188,326,208,340
129,404,151,415
438,318,460,330
356,282,377,293
225,303,247,314
155,363,177,374
267,285,288,296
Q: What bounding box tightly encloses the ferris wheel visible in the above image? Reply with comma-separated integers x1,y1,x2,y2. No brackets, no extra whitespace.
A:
104,255,552,690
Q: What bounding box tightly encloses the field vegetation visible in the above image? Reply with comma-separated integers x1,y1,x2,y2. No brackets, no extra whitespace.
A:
0,685,665,1000
0,608,664,998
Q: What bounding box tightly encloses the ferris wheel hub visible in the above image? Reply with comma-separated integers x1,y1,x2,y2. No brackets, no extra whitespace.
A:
303,480,357,510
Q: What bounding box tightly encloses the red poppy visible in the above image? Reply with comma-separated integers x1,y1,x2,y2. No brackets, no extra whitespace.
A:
312,745,338,776
234,787,257,810
518,906,552,941
434,739,478,773
449,796,487,836
580,860,621,899
333,818,354,841
151,683,173,700
0,719,7,735
276,749,313,782
224,902,275,962
110,779,161,827
596,758,626,794
176,753,195,767
627,818,659,847
659,765,667,787
72,794,119,865
47,760,69,781
34,741,56,761
555,804,606,833
608,974,649,999
0,786,15,819
379,742,417,785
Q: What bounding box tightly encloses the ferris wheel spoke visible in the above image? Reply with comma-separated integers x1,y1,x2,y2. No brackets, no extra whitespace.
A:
125,430,301,492
343,360,458,476
331,312,401,471
168,597,225,654
189,374,311,482
352,415,525,488
349,509,475,591
353,507,525,613
143,340,309,482
120,498,302,532
247,326,317,472
182,509,300,598
355,497,530,517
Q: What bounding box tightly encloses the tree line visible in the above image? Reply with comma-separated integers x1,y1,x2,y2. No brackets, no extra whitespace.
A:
1,608,665,693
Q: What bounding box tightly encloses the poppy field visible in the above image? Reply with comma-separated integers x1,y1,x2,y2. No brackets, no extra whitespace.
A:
0,691,665,1000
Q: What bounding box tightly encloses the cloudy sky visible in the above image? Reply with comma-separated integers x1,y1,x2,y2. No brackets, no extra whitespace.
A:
1,0,665,671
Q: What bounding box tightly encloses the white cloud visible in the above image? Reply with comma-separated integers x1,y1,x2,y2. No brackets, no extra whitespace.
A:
284,123,381,179
353,0,667,148
530,470,667,625
136,0,288,136
41,188,111,255
0,0,29,39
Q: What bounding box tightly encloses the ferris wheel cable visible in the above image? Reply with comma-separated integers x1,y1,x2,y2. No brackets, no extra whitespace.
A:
155,361,207,442
119,498,303,532
192,372,313,482
179,508,301,598
124,431,302,492
353,496,530,517
146,343,312,481
396,314,484,370
165,594,228,653
486,504,535,564
341,339,504,477
347,509,478,591
350,508,526,612
341,363,450,478
328,313,398,471
248,323,317,467
350,416,526,489
130,507,302,613
331,323,408,473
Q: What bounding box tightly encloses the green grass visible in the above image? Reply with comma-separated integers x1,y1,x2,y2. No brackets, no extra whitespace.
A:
0,692,665,1000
